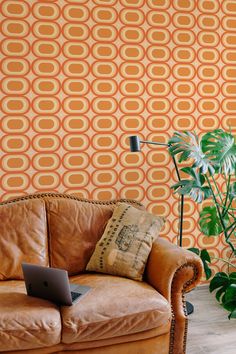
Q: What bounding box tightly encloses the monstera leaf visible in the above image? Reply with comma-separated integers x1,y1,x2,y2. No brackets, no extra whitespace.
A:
210,272,231,301
169,131,215,174
224,284,236,319
201,129,236,175
171,167,211,203
199,205,229,236
169,129,236,319
229,182,236,200
210,273,236,319
189,248,212,280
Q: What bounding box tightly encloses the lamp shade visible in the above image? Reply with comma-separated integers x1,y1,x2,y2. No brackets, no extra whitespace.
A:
129,136,141,152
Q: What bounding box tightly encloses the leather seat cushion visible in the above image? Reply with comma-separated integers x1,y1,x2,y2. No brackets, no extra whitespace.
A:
0,281,61,351
61,274,171,344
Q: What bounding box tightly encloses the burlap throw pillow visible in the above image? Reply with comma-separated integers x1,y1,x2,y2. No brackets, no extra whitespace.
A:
86,202,165,281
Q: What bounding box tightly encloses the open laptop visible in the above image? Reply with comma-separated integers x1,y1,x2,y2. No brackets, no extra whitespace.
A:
22,263,91,306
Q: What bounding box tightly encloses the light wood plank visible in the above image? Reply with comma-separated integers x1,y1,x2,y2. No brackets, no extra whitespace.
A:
186,286,236,354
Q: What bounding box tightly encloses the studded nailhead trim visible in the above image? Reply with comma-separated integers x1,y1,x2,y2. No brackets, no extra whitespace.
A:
0,192,144,208
169,263,200,354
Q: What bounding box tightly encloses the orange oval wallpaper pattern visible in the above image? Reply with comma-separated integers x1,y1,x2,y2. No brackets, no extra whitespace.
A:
0,0,236,277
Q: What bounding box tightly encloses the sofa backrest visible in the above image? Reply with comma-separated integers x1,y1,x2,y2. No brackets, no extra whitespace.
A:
0,193,144,280
45,197,114,275
0,198,48,280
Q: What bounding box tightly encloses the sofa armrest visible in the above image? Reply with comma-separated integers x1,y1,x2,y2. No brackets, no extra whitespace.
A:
145,238,203,301
145,238,203,354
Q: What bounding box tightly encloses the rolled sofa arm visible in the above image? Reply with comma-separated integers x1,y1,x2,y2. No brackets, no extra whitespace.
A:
145,238,203,354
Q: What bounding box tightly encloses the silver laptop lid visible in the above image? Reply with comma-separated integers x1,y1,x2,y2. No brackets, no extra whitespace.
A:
22,263,73,305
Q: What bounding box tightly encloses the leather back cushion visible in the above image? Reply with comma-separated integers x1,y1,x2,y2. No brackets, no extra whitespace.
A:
0,199,48,280
46,198,114,275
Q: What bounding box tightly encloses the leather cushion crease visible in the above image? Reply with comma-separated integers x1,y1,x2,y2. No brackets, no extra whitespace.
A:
0,193,203,354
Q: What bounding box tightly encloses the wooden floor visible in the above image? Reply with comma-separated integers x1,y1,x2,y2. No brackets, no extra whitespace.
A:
186,286,236,354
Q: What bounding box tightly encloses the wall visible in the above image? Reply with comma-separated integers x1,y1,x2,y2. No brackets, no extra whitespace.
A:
0,0,236,275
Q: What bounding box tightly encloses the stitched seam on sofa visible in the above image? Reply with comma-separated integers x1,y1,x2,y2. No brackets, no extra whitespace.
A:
0,327,60,333
66,328,169,346
41,199,50,267
45,199,53,267
64,307,171,329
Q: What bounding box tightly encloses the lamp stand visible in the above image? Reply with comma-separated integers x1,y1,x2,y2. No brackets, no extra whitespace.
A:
129,136,194,315
171,154,194,315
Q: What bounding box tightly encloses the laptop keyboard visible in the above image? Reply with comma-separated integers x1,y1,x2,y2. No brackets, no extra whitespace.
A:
71,291,82,302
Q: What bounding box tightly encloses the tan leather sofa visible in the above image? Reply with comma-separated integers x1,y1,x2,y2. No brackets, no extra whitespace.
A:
0,193,202,354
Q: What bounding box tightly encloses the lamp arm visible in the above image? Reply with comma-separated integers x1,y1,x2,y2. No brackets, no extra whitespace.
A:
139,140,169,147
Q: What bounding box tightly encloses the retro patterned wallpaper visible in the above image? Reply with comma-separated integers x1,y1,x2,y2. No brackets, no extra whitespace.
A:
0,0,236,276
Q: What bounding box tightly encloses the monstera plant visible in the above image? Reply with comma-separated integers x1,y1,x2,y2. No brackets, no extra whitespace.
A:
168,129,236,319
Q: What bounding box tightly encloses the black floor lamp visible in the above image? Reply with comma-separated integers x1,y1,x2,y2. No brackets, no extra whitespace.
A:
129,135,194,315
